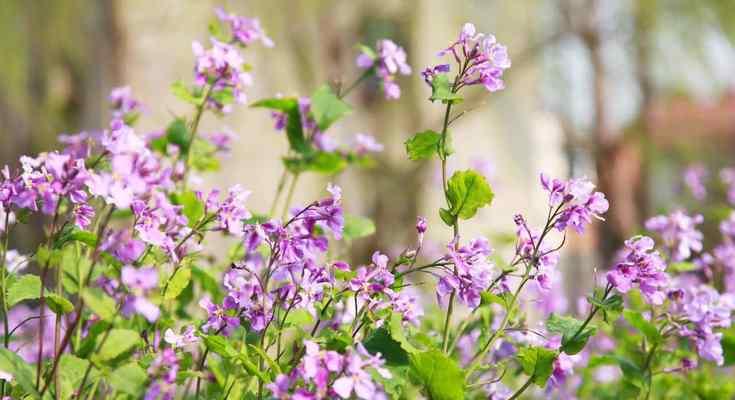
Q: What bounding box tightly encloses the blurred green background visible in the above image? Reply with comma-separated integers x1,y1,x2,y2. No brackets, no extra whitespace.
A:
2,0,735,289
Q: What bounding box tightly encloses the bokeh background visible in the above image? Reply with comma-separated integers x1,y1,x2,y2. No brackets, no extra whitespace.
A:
2,0,735,304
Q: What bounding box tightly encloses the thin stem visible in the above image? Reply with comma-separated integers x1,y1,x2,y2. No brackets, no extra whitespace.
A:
441,290,456,353
281,173,300,221
508,375,534,400
0,212,10,397
269,169,289,217
37,205,62,389
339,67,373,99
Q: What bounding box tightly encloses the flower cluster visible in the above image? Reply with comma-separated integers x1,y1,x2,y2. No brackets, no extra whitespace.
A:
145,348,179,400
423,23,511,92
437,237,494,308
268,341,390,399
540,173,609,233
356,39,412,99
645,210,704,262
606,236,669,304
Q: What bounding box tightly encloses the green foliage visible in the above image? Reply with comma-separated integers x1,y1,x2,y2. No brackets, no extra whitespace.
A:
164,266,192,300
517,346,558,387
0,348,39,396
342,214,376,240
588,290,623,323
441,169,494,225
171,190,205,226
252,97,310,154
547,314,597,355
7,274,41,307
108,362,147,397
409,350,465,400
58,354,94,399
405,130,442,161
96,329,142,361
81,287,117,321
283,151,347,175
46,293,74,314
189,138,221,172
429,74,463,104
364,328,410,366
310,85,351,131
623,310,661,344
171,81,204,106
165,118,192,154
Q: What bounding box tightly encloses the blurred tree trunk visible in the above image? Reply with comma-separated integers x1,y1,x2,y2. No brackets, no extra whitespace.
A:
0,0,124,251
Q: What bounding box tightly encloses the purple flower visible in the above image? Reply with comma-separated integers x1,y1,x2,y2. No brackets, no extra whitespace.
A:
356,39,411,100
645,210,703,262
192,39,252,113
683,164,708,200
204,185,252,236
352,133,384,155
668,284,735,365
540,173,609,233
721,167,735,205
430,23,511,93
145,348,179,400
606,236,669,305
109,86,142,119
214,7,274,48
164,325,199,349
199,297,240,336
437,237,494,308
121,265,160,322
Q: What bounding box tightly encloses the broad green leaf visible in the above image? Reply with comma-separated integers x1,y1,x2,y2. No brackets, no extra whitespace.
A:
251,97,297,111
0,348,40,396
55,227,98,248
171,191,204,227
429,74,463,104
439,208,456,226
81,288,117,321
623,310,661,344
445,170,494,220
58,354,92,399
192,266,223,303
96,329,141,361
364,328,409,366
311,85,352,131
164,266,192,300
166,118,192,153
46,293,74,314
409,350,464,400
405,130,442,161
343,214,376,240
517,346,557,386
668,262,697,273
7,274,42,307
546,314,596,355
108,362,147,397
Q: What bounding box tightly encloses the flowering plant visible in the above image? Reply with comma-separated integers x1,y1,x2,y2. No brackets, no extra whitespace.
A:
0,10,733,400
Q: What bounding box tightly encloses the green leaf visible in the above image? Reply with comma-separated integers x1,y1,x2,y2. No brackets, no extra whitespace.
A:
429,74,463,104
166,118,192,153
343,214,376,240
405,130,442,161
364,328,409,366
389,312,419,354
55,227,98,248
723,329,735,366
252,97,310,154
623,310,661,344
283,152,347,175
588,290,623,323
164,267,192,300
445,170,494,220
7,274,42,307
46,293,74,314
58,354,92,399
0,348,40,396
409,350,464,400
546,314,597,355
171,81,203,105
81,288,117,321
203,335,237,358
439,208,456,226
108,362,147,397
96,329,141,361
171,191,205,226
310,85,352,131
189,138,220,172
668,262,697,273
517,346,558,386
192,266,223,303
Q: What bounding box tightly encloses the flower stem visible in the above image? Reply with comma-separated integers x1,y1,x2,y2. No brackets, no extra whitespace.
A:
508,375,534,400
441,290,456,353
281,172,300,221
0,212,10,397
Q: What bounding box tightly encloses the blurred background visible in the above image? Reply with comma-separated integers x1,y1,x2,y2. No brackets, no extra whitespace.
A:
2,0,735,304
